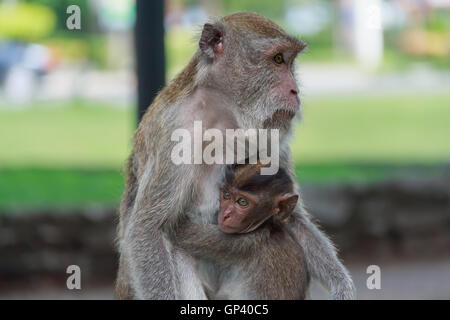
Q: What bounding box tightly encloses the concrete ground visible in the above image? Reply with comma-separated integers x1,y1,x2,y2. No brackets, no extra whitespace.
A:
1,257,450,300
310,258,450,300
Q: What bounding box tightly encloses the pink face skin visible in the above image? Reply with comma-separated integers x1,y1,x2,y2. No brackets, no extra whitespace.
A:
218,187,299,234
218,187,265,234
267,45,301,115
276,54,300,111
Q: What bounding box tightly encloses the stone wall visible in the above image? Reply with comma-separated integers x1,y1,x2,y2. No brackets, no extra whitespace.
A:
0,209,117,289
302,176,450,261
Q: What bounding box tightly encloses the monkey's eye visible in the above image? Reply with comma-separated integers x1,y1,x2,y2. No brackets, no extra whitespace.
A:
273,53,284,64
223,192,231,200
237,198,248,207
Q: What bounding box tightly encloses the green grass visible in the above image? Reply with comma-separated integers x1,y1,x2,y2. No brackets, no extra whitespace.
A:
0,164,446,211
0,100,134,169
0,168,123,211
294,163,448,184
292,93,450,164
0,93,449,210
1,94,449,169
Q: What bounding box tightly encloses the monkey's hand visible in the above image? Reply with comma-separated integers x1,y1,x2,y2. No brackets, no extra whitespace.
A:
330,278,356,300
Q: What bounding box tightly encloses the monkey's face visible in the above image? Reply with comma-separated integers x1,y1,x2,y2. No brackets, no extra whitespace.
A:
199,16,306,131
218,184,300,234
218,187,272,234
225,35,304,131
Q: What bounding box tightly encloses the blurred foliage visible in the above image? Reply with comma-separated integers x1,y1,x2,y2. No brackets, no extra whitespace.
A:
85,35,108,68
0,2,56,40
381,47,450,71
384,27,450,69
41,37,89,62
0,0,99,39
298,28,336,62
221,0,283,20
425,10,450,32
166,27,197,79
4,0,108,67
41,35,108,67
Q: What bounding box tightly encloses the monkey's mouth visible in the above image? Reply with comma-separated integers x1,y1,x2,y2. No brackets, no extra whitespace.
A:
272,109,296,121
263,108,298,129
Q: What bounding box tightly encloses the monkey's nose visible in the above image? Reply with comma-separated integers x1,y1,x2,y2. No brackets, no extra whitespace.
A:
291,89,298,95
223,211,232,220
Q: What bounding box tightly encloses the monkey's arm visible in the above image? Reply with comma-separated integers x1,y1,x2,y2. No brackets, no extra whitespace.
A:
287,213,355,300
121,153,198,300
171,218,268,261
282,150,355,299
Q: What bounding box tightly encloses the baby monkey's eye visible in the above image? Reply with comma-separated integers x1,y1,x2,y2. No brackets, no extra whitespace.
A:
237,198,248,207
223,191,231,200
273,53,284,64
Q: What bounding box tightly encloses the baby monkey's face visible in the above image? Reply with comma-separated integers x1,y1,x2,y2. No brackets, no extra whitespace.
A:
218,186,269,234
218,184,299,234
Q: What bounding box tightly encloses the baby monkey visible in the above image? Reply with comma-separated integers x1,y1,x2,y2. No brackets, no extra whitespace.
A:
219,163,298,234
172,163,309,299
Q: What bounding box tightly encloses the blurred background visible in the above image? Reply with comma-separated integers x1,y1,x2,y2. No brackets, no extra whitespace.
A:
0,0,449,299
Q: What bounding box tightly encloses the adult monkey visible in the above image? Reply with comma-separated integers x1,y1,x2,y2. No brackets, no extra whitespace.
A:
116,12,355,299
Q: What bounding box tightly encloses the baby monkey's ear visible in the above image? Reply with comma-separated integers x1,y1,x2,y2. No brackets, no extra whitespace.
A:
275,194,299,220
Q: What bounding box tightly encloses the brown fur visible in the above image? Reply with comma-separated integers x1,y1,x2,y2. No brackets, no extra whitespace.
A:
171,216,309,299
232,162,265,188
224,12,304,50
115,255,134,300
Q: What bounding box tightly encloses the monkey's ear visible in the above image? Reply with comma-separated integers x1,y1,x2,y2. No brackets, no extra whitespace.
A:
276,194,299,220
199,23,224,59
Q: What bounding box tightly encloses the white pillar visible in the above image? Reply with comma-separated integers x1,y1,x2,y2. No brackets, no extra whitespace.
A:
352,0,384,70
